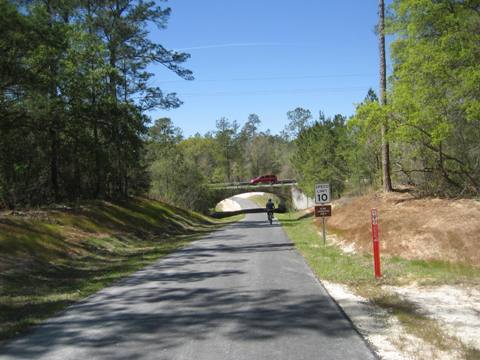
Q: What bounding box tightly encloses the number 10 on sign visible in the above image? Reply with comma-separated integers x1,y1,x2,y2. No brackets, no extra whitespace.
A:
315,183,330,204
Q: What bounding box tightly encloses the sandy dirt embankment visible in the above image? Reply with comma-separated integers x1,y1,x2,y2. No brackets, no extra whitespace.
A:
326,192,480,265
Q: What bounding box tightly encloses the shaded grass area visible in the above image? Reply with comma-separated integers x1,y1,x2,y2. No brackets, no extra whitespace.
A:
278,211,480,359
247,194,282,209
0,198,237,343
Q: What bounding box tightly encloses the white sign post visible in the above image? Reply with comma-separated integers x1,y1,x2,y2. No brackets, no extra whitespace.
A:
315,183,331,245
315,183,331,204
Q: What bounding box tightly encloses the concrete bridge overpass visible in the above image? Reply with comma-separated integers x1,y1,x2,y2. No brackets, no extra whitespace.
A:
208,182,314,215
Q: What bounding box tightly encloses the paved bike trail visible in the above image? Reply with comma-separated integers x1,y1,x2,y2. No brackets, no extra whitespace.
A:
0,197,376,360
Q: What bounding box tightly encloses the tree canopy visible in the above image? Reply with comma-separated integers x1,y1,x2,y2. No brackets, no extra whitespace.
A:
0,0,192,208
2,0,478,211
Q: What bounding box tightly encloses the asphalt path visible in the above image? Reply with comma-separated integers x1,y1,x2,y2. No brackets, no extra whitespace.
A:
0,197,376,360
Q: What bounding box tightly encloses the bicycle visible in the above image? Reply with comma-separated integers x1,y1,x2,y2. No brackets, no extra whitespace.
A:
267,210,274,224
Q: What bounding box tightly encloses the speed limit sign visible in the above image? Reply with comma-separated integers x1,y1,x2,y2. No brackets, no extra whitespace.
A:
315,183,330,204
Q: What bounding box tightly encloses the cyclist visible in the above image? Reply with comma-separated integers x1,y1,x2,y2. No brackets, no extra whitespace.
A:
265,198,275,224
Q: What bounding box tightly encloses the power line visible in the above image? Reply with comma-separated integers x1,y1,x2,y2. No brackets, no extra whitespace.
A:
158,73,376,84
174,42,291,52
178,86,371,97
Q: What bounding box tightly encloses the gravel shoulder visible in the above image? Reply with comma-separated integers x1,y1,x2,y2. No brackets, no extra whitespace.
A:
322,281,466,360
384,284,480,351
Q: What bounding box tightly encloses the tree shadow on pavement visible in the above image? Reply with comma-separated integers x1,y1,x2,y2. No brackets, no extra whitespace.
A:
1,284,371,359
1,243,376,360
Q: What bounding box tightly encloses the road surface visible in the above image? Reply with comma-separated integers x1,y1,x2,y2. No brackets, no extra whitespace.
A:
0,198,376,360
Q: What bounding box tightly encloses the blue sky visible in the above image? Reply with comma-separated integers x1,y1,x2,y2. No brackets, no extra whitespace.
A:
148,0,392,136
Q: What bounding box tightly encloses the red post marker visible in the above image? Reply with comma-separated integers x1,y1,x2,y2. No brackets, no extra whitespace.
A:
371,208,381,279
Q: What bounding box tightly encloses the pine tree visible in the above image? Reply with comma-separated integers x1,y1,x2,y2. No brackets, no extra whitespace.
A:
379,0,393,192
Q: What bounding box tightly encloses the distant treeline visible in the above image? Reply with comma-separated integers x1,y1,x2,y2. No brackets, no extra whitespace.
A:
145,116,295,211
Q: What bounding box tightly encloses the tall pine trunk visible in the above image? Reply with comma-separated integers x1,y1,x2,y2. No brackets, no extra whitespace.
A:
49,122,59,201
379,0,393,192
46,1,60,201
94,117,103,198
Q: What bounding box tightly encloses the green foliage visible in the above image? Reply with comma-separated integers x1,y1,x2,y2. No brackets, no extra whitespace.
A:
146,118,210,212
345,95,385,193
283,107,314,140
291,114,349,198
387,0,480,196
0,1,192,208
214,117,241,182
180,135,220,182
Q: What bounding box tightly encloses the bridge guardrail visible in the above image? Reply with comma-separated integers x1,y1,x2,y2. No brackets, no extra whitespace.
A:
208,179,297,188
